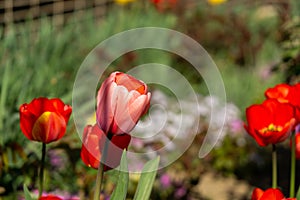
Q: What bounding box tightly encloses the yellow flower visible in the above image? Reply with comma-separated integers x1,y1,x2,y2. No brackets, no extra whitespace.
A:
114,0,136,5
207,0,227,6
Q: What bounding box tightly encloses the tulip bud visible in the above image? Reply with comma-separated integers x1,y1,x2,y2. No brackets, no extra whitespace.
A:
19,97,72,144
96,72,151,135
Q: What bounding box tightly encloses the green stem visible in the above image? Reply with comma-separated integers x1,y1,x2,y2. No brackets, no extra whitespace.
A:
93,134,112,200
93,162,104,200
272,144,277,189
38,143,46,198
290,132,296,197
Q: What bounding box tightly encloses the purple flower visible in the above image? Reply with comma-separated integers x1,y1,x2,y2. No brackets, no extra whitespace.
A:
48,149,67,170
174,187,187,199
160,174,171,188
229,119,243,134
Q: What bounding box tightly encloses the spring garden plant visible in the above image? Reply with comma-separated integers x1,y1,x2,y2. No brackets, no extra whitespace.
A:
244,83,300,200
20,72,158,200
19,69,300,200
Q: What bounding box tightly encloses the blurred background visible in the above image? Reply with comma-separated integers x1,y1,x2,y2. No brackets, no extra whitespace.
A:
0,0,300,199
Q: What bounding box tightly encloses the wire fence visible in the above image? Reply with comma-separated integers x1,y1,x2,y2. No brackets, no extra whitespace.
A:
0,0,111,27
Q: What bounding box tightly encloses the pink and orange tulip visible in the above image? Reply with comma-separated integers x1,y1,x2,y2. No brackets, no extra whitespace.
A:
96,72,150,135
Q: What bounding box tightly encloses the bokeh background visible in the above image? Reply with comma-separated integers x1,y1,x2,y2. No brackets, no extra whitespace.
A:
0,0,300,199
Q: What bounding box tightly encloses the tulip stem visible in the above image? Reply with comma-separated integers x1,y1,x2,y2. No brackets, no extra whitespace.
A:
38,143,46,198
272,144,277,189
290,132,296,197
94,162,104,200
94,134,112,200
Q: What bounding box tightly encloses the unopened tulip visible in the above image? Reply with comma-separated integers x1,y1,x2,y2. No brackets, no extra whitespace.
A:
96,72,151,135
80,124,131,171
19,97,72,144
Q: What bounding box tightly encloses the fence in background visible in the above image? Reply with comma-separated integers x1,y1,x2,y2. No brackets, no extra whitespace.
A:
0,0,110,27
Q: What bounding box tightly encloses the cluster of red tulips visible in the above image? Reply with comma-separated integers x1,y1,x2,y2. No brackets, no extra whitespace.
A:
19,72,150,199
245,83,300,200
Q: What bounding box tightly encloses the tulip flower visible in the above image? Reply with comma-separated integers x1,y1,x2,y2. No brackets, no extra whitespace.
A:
151,0,177,11
19,97,72,144
80,124,131,171
251,188,296,200
265,83,300,123
244,99,296,146
39,195,63,200
207,0,227,6
114,0,135,5
266,83,300,196
292,132,300,159
96,72,150,135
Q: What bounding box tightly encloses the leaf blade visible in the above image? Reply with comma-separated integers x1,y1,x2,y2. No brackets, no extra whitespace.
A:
133,156,160,200
110,150,129,200
23,184,33,200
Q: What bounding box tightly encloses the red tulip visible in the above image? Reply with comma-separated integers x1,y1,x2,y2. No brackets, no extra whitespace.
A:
265,83,300,123
19,97,72,144
96,72,150,135
292,132,300,159
80,124,131,171
244,99,296,146
39,195,62,200
251,188,296,200
151,0,177,11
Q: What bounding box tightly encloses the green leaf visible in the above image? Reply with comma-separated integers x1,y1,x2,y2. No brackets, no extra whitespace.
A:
133,156,160,200
23,184,34,200
110,150,129,200
296,185,300,199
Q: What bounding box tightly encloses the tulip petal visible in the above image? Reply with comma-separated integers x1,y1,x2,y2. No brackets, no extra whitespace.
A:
31,112,66,143
109,85,131,134
115,72,146,94
246,105,272,130
260,188,284,200
251,188,264,200
97,82,117,133
265,84,291,103
80,124,131,171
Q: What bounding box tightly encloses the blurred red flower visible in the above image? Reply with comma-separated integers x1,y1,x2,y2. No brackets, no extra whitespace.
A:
39,195,62,200
80,124,131,171
19,97,72,144
244,99,296,146
150,0,177,11
265,83,300,123
96,71,150,135
292,132,300,159
251,188,296,200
